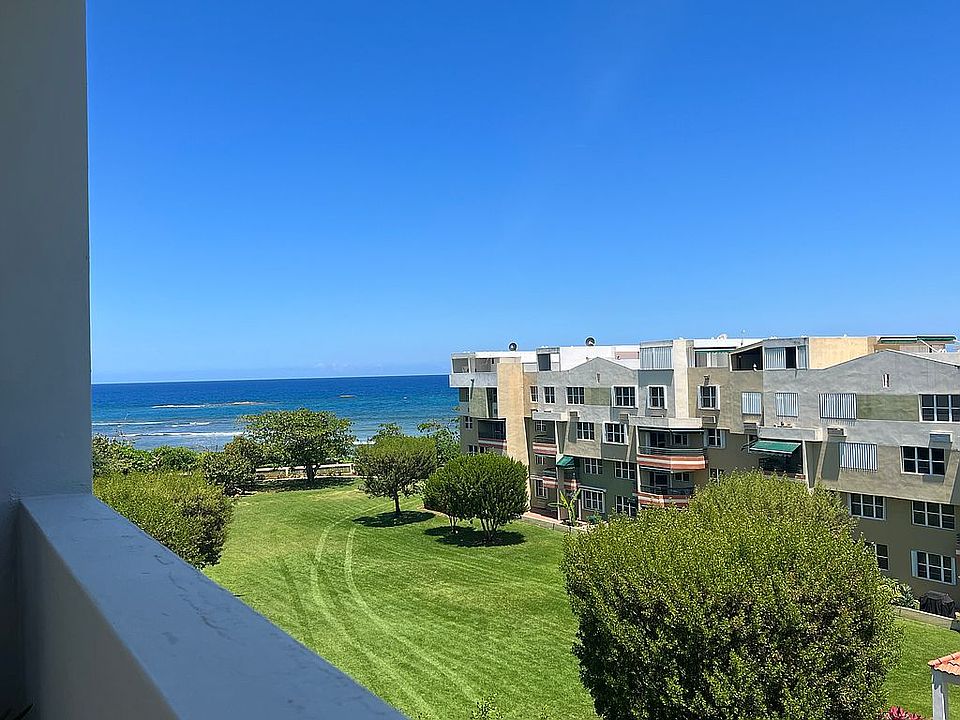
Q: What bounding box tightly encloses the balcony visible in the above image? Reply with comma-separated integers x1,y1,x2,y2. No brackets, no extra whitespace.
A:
635,485,694,508
636,445,707,472
1,3,407,714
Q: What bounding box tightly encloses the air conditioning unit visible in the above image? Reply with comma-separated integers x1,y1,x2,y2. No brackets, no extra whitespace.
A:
827,427,846,438
931,432,953,444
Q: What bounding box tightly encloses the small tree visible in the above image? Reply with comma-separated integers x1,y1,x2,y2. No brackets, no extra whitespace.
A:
242,409,354,482
223,435,265,471
468,454,528,541
356,435,437,515
423,455,474,529
200,450,254,496
561,471,901,720
417,419,461,467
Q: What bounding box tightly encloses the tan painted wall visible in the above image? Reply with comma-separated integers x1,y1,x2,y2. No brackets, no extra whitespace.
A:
497,362,528,463
807,336,875,369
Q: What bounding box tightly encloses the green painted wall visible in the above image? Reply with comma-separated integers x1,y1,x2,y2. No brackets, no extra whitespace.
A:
857,394,918,421
584,387,610,406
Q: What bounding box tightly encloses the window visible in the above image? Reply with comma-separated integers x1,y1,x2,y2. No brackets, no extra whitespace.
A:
639,346,672,370
839,442,878,472
819,393,857,420
875,544,889,571
913,501,956,530
741,392,762,415
913,551,955,585
537,353,552,371
582,458,602,475
615,495,636,516
614,461,637,480
763,345,807,370
581,488,604,513
698,385,719,410
705,429,725,448
530,386,539,402
694,350,729,368
902,446,947,476
534,477,547,499
647,386,666,410
882,373,891,389
775,392,799,418
674,472,692,486
534,419,549,434
535,454,549,466
467,445,479,455
709,468,724,481
576,422,595,441
604,422,626,444
920,395,960,422
849,493,885,520
648,431,668,449
650,471,669,489
458,388,470,402
613,386,636,407
567,386,585,405
671,433,689,447
543,386,556,404
463,416,473,430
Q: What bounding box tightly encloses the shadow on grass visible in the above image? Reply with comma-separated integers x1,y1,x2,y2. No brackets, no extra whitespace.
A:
247,475,357,493
353,510,434,528
424,525,525,547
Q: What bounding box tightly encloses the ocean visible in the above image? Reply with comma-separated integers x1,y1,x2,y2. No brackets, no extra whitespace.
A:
92,375,458,450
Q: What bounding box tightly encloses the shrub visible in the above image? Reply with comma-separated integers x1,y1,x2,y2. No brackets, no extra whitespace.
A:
470,697,505,720
561,471,901,720
200,451,253,496
885,577,920,609
94,471,233,568
424,455,474,528
92,434,151,477
149,445,200,472
884,708,925,720
467,454,528,541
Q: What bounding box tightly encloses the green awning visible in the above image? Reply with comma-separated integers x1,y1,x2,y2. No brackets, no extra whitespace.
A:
748,440,801,455
556,455,575,468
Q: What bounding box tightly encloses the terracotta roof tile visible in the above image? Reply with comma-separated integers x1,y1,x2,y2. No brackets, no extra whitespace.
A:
929,651,960,676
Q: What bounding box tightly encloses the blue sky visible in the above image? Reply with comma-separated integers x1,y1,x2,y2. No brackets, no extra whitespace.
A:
88,1,960,383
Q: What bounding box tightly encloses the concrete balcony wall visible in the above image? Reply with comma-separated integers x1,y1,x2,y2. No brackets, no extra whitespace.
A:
19,494,405,720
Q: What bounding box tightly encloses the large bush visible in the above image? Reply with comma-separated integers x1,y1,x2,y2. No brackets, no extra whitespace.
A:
561,471,901,720
424,453,527,540
94,471,233,568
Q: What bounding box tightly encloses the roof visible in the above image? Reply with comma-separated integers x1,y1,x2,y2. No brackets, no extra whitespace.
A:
929,652,960,676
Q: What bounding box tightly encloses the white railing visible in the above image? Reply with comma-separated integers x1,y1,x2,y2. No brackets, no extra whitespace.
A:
19,494,406,719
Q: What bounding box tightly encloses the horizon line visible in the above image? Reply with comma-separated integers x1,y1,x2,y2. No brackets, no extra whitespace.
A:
91,371,450,386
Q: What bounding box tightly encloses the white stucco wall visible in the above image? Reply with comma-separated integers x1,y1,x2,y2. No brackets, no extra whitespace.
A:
1,0,93,705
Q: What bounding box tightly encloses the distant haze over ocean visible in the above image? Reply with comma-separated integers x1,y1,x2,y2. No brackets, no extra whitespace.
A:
92,375,458,450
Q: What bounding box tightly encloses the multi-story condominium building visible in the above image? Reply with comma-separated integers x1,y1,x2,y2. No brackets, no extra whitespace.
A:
450,334,960,599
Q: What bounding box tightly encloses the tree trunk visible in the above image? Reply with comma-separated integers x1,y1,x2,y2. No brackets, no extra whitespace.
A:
305,462,315,483
394,493,401,516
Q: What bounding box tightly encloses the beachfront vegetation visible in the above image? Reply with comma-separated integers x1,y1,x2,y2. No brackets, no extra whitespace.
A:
93,434,202,476
424,454,528,542
356,435,438,515
94,470,233,568
417,419,461,467
242,408,355,481
561,471,901,720
205,482,955,720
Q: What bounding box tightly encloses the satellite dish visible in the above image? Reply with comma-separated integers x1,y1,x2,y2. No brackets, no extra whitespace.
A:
508,341,518,351
585,336,596,346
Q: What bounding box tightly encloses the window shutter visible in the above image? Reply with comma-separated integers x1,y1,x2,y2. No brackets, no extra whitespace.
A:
840,442,878,471
764,347,787,370
741,392,762,415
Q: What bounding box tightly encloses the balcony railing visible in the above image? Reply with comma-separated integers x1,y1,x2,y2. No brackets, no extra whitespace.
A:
638,445,705,456
533,433,557,445
637,485,694,497
19,494,405,719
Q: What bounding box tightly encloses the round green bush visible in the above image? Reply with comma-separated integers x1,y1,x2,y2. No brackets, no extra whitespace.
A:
561,471,901,720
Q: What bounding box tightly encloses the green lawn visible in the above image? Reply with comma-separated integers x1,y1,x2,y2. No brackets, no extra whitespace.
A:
206,482,960,720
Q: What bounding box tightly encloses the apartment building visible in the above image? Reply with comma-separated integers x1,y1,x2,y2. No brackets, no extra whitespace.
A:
449,334,960,599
